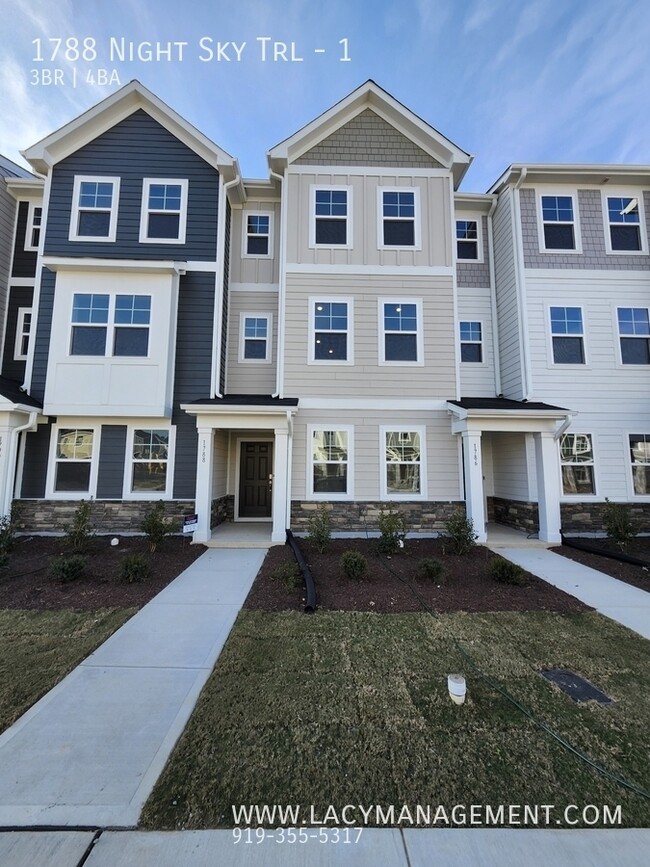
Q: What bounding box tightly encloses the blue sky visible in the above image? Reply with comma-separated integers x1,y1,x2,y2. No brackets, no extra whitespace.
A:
1,0,650,191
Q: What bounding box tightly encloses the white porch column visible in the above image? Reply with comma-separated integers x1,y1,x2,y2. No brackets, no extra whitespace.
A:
534,431,562,543
0,423,13,517
193,427,215,544
461,430,486,543
272,428,289,544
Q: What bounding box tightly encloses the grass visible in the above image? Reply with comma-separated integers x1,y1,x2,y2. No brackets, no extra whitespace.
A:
141,609,650,829
0,608,135,734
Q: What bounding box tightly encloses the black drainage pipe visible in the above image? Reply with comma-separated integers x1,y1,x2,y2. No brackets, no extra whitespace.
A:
286,529,317,613
560,532,650,569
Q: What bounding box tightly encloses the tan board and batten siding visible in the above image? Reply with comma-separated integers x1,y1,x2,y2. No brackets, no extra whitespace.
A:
226,291,278,394
229,200,281,286
458,285,496,396
492,187,524,399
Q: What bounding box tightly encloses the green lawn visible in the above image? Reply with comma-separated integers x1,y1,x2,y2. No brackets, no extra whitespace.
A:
0,608,135,734
141,609,650,829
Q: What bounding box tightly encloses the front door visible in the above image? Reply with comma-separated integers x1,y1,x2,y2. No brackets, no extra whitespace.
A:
238,441,273,518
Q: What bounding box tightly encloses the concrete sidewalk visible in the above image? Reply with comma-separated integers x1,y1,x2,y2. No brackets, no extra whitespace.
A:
0,547,264,828
489,546,650,640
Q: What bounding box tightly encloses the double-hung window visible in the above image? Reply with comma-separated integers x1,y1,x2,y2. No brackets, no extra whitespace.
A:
456,219,479,260
382,427,426,498
53,428,95,493
629,434,650,495
380,299,421,363
540,195,577,250
140,179,188,243
69,176,120,241
459,321,483,362
605,195,644,252
25,203,43,251
310,428,352,498
245,214,271,255
129,429,170,494
312,187,350,246
310,299,351,362
560,433,595,495
14,308,32,361
70,293,151,357
380,189,417,247
550,307,585,364
240,314,271,362
617,307,650,364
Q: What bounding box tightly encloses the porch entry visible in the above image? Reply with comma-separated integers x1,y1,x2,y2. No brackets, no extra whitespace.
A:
238,441,273,518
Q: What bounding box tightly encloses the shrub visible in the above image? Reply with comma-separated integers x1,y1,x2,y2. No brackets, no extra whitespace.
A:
307,504,332,554
63,500,95,552
0,502,22,554
416,557,446,583
487,556,527,586
602,498,638,552
50,554,86,583
340,549,368,580
120,553,150,584
271,561,301,592
141,502,176,552
377,507,406,555
0,553,10,579
444,509,477,555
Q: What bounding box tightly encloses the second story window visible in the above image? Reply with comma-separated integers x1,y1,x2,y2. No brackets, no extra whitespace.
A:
70,293,150,357
380,189,417,247
617,307,650,364
313,188,349,246
140,179,188,243
25,203,42,251
380,300,421,363
310,299,351,362
605,196,644,252
541,195,576,250
459,321,483,362
245,214,271,255
550,306,585,364
240,314,271,362
69,176,120,242
456,220,479,260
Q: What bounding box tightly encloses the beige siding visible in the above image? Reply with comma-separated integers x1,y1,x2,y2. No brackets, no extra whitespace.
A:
283,273,456,398
493,188,524,398
225,291,278,394
491,432,531,500
458,285,496,396
229,200,280,286
212,430,229,496
285,172,452,268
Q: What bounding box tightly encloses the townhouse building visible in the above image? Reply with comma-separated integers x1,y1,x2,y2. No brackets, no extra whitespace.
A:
0,80,647,544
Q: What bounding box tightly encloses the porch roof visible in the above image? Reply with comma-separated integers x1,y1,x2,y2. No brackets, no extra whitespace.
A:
0,376,42,411
447,397,574,434
185,394,298,407
449,397,569,413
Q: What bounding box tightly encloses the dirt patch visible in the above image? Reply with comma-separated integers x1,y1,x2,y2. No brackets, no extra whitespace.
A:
551,538,650,593
0,535,206,610
245,538,589,614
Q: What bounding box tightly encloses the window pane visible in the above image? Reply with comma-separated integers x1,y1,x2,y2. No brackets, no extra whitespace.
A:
610,225,641,251
313,464,347,493
630,435,650,494
133,429,168,460
71,326,106,355
57,429,93,460
314,332,347,360
247,236,269,255
620,337,650,364
72,294,109,324
561,465,595,495
78,211,111,237
544,223,575,249
313,430,348,462
461,343,482,362
315,218,346,245
460,322,481,341
55,462,91,492
552,336,584,364
132,462,167,492
113,327,149,356
385,333,417,361
147,212,180,239
115,295,151,325
457,240,478,259
244,339,267,359
386,464,420,494
383,220,414,246
560,433,593,462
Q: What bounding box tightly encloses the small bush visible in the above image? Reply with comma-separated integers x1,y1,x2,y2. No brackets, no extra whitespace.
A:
377,507,406,555
340,549,368,580
50,554,86,583
603,498,638,552
63,500,95,552
0,553,10,579
0,502,22,554
487,557,527,586
272,561,301,592
444,509,477,555
141,502,176,553
120,553,150,584
416,557,446,583
307,504,332,554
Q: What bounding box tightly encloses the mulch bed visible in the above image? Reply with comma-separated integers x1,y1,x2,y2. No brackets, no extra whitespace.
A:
245,538,589,614
551,537,650,593
0,535,206,610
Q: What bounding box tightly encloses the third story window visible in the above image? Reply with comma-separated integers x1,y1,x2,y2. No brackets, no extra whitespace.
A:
313,301,348,361
550,306,585,364
140,179,187,242
460,321,482,362
382,190,415,246
314,189,348,245
541,195,576,250
560,433,595,495
607,196,642,251
456,220,479,259
383,302,418,362
70,177,119,241
618,307,650,364
629,434,650,495
312,430,349,495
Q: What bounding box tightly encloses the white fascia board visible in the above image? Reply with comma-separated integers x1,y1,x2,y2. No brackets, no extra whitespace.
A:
5,178,45,201
181,403,298,417
299,398,449,411
488,163,650,194
42,256,184,274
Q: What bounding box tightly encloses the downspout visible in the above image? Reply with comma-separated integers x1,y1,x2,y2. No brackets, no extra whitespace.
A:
554,414,573,441
511,167,533,399
449,176,461,401
285,410,293,535
486,197,502,395
270,168,287,398
212,172,241,399
5,411,38,516
23,166,52,393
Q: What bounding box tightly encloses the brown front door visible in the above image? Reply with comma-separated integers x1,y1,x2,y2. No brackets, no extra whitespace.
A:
238,442,273,518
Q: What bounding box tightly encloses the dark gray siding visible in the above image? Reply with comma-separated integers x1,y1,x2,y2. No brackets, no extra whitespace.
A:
172,271,215,498
220,200,230,395
2,285,33,381
30,268,55,400
44,110,219,261
0,181,16,343
96,425,127,499
11,202,38,278
21,422,51,498
457,216,491,288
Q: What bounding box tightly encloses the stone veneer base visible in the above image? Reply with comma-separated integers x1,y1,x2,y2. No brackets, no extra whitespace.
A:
15,499,196,534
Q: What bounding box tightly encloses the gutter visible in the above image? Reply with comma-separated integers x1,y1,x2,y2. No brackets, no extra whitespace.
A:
213,171,242,398
270,168,287,398
5,410,38,515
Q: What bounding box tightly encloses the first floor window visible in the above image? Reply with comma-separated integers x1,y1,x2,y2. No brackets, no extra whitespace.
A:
385,429,421,495
130,429,169,493
456,220,479,259
381,189,416,246
460,321,482,362
618,307,650,364
246,214,270,255
241,315,270,361
629,434,650,495
14,307,32,361
311,429,349,495
312,300,349,361
550,306,585,364
382,300,419,362
54,428,94,492
560,433,595,495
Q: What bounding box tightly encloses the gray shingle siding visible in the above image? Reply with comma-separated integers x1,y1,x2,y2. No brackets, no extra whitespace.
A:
1,285,33,382
44,109,219,261
11,202,37,278
30,268,55,401
96,425,127,499
457,216,491,288
21,421,51,498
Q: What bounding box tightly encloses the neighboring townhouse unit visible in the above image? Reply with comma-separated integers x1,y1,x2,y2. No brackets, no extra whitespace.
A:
1,80,647,544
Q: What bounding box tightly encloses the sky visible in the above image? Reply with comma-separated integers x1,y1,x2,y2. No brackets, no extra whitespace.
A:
1,0,650,192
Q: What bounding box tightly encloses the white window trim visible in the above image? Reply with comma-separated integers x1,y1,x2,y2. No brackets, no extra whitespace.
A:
46,423,101,499
455,214,484,262
306,424,354,501
69,175,120,243
25,202,43,252
308,296,354,365
122,424,175,500
601,189,648,255
309,184,353,250
626,431,650,500
238,312,272,364
241,211,274,258
377,186,421,250
459,319,485,365
614,304,650,366
139,178,189,244
378,297,424,366
14,307,32,361
559,431,598,499
536,190,582,254
379,424,427,501
547,304,588,366
68,292,152,359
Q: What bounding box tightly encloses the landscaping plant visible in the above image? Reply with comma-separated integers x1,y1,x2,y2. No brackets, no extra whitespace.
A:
0,502,22,555
141,502,176,553
487,556,527,586
340,549,369,580
377,507,406,554
120,553,150,584
602,498,638,552
63,500,95,552
50,554,86,583
444,508,477,555
271,562,301,592
415,557,446,583
307,503,332,554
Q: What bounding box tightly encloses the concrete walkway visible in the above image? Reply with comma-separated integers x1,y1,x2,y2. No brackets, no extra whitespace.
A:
0,547,264,828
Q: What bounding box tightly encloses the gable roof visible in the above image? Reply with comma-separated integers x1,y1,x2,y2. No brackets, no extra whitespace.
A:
267,80,472,188
22,80,241,184
0,154,35,179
